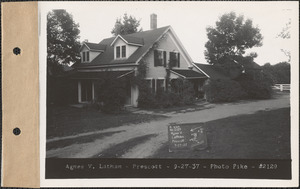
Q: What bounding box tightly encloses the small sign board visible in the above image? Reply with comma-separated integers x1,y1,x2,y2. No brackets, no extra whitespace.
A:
168,123,208,152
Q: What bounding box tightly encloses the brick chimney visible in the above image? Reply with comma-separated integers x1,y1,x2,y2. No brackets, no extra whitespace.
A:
150,13,157,30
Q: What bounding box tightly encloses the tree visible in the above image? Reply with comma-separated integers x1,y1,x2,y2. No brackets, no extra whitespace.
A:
277,19,291,39
277,19,291,62
47,9,81,75
111,13,142,36
204,12,263,65
262,62,290,84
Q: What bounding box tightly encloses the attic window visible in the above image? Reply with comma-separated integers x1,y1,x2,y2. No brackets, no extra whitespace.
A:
116,46,120,58
116,45,126,59
122,45,126,58
82,51,90,63
86,52,90,62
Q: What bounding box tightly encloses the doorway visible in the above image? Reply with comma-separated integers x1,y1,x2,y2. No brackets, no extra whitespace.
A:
81,80,92,102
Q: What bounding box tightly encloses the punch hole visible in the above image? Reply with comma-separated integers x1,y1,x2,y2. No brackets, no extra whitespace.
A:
13,47,21,55
13,127,21,136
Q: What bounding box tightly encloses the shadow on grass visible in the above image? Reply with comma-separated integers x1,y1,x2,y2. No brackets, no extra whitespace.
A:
47,130,125,151
93,134,158,158
150,108,290,159
47,105,167,139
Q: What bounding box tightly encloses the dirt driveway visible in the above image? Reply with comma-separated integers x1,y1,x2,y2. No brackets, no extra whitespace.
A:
46,94,290,158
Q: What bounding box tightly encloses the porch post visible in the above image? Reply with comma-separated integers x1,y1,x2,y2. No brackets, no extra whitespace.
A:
78,81,82,103
92,81,95,100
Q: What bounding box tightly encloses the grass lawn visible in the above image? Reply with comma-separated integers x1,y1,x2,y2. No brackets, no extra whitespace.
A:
47,105,167,139
151,107,290,159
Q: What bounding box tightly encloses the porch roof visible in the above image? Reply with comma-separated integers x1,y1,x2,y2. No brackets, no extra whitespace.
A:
69,70,134,79
170,69,207,79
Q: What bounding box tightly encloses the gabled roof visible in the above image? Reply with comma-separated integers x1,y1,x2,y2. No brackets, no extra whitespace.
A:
80,42,107,52
110,35,144,46
193,63,230,80
76,26,171,68
170,69,207,79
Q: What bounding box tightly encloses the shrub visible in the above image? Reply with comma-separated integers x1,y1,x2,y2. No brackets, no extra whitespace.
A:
170,79,196,105
203,79,246,102
47,76,78,106
137,79,157,108
155,91,183,108
95,78,127,113
237,73,273,99
138,78,196,109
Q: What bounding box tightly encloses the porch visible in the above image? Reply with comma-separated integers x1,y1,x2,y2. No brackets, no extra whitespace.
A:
69,70,138,107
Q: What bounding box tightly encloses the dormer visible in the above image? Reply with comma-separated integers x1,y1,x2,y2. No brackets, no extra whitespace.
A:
110,35,144,60
80,42,106,63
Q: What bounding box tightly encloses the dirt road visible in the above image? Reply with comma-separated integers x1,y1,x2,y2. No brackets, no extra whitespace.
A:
46,94,290,158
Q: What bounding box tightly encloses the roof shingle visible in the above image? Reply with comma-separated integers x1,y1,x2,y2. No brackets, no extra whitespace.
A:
193,63,230,80
76,26,170,68
84,42,107,51
171,69,207,79
119,35,144,46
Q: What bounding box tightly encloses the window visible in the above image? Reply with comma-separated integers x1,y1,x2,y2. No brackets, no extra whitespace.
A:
82,52,90,63
116,45,127,59
154,50,166,67
156,79,165,93
116,46,121,58
82,52,86,62
86,51,89,62
122,45,126,58
169,52,180,68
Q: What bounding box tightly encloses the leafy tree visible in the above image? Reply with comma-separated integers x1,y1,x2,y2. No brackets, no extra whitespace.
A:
262,62,290,84
111,13,142,36
204,12,263,65
277,19,291,62
47,9,81,75
277,19,291,39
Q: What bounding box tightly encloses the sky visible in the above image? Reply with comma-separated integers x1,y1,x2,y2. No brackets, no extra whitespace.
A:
41,1,298,65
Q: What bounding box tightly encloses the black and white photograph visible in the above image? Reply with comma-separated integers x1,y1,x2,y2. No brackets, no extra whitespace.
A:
39,1,298,187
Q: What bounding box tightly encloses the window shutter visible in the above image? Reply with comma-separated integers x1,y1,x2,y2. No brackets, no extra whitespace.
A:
163,51,166,67
87,52,90,62
169,52,175,67
177,53,180,67
154,50,158,67
152,79,155,93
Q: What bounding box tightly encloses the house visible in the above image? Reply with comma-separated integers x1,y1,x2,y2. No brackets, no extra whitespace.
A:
70,14,208,107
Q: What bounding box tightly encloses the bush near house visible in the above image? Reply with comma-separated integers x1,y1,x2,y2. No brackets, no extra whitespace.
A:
137,80,157,108
237,73,273,99
203,79,246,103
94,78,127,113
138,79,195,109
47,76,78,106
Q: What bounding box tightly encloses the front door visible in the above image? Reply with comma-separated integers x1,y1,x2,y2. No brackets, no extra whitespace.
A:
81,80,92,102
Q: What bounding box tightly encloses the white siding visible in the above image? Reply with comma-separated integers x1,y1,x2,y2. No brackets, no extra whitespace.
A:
144,30,191,79
89,51,101,62
113,38,139,59
127,45,139,58
80,45,101,63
